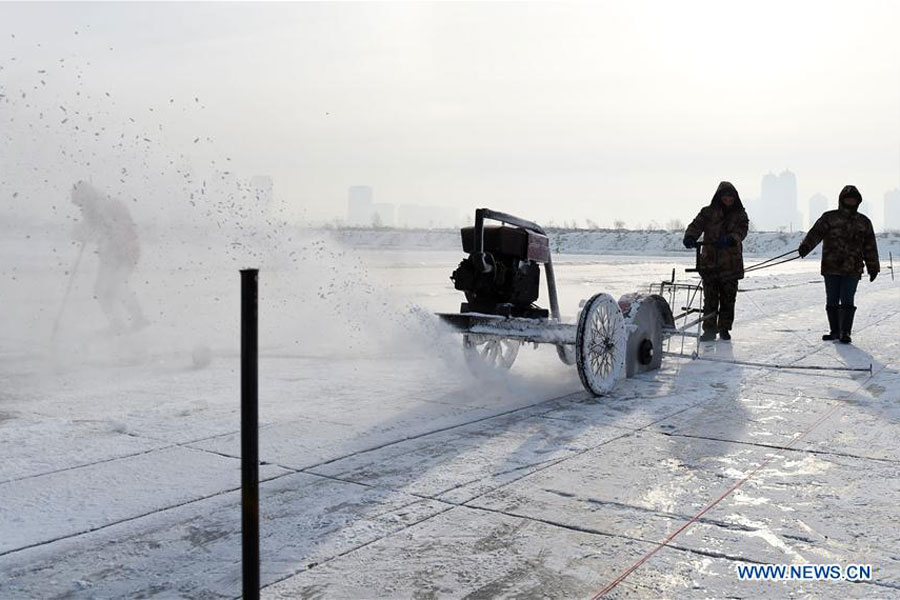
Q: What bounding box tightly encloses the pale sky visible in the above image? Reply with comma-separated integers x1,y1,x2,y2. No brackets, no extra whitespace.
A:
2,1,899,229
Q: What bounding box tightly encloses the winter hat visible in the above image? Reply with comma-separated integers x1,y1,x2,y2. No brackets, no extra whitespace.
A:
712,181,741,205
71,181,101,208
838,185,862,205
71,181,90,205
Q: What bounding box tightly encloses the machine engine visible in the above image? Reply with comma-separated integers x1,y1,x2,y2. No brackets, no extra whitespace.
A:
451,224,551,318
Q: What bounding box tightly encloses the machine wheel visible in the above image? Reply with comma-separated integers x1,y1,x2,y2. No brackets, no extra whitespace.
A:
575,293,626,396
619,293,673,378
463,334,520,373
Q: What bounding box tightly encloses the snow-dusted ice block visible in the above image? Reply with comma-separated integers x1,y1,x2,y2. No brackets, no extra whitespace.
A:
189,394,578,471
468,431,785,561
0,361,247,445
649,392,844,447
543,374,724,431
0,472,445,599
470,427,900,581
263,506,656,600
0,417,166,482
308,411,629,503
608,544,875,599
627,454,900,593
701,452,900,578
0,446,289,554
796,403,900,462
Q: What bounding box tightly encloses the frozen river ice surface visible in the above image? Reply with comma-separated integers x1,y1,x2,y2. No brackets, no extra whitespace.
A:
2,235,900,598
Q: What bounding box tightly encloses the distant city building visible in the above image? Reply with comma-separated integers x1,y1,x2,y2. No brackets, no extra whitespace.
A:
346,188,459,228
885,189,900,231
808,193,828,228
372,203,396,228
756,170,803,231
397,204,460,229
743,197,759,229
347,185,374,226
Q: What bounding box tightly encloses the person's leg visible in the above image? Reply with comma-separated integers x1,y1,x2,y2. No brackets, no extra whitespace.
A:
701,278,719,341
95,259,125,331
116,262,147,329
838,276,859,344
822,275,840,340
717,279,738,339
840,275,859,306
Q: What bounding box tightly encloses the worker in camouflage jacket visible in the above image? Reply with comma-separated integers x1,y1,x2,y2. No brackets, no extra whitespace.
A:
799,185,879,344
682,181,750,341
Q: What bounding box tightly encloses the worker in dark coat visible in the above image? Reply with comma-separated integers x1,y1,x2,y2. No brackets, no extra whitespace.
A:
798,185,879,344
682,181,750,341
71,181,148,333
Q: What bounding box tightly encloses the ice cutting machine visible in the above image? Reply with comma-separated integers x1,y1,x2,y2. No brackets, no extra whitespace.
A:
437,208,681,396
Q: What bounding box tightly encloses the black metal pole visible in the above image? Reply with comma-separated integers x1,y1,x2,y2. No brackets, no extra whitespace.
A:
241,269,260,600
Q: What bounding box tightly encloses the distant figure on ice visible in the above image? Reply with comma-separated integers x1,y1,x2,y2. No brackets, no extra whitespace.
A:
798,185,879,344
682,181,750,342
71,181,148,333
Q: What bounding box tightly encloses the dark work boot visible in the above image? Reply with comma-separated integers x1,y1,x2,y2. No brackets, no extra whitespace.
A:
700,330,717,342
839,306,856,344
718,329,731,340
822,305,839,341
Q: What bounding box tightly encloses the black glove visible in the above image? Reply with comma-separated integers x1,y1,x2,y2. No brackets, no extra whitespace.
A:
798,244,810,258
683,236,697,249
870,272,878,282
714,235,734,249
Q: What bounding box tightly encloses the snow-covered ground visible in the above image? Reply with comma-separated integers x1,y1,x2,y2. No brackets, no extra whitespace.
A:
2,228,900,599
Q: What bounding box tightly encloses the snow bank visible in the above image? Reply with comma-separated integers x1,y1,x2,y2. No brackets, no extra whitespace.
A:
331,228,900,259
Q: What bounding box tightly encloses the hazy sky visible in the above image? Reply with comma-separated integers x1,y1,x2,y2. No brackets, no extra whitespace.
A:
2,1,900,228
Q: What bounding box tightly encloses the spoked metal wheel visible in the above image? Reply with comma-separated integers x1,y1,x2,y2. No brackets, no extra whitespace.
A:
463,334,520,374
575,293,626,395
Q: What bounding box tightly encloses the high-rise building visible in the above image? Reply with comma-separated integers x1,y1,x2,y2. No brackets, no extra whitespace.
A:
808,193,828,228
347,186,374,226
756,170,802,231
885,189,900,231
